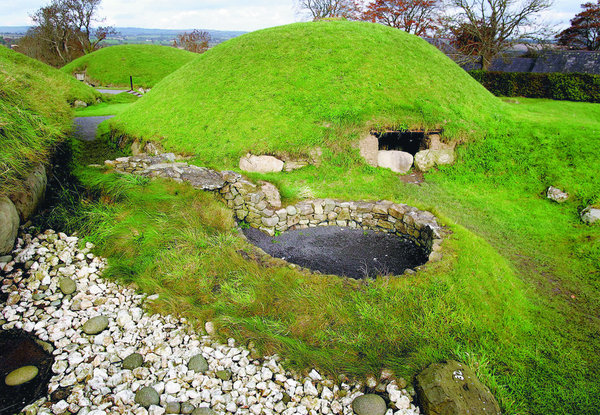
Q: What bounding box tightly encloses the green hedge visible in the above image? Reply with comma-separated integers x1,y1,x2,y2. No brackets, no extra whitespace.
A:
469,70,600,103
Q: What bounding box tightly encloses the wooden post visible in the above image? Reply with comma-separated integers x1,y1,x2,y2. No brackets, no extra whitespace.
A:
130,76,133,91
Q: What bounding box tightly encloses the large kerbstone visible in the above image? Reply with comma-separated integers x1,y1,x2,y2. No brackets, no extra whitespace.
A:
359,134,379,167
377,150,414,174
239,154,284,173
351,394,387,415
415,360,501,415
581,206,600,225
9,164,47,221
414,149,455,172
0,196,19,255
424,134,455,151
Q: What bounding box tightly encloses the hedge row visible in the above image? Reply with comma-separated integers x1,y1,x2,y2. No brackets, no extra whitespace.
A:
469,70,600,103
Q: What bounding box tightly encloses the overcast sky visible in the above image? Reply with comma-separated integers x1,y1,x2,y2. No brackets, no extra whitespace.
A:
0,0,587,32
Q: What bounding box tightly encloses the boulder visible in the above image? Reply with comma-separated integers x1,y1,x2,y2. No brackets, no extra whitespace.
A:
414,149,455,172
59,277,77,295
239,154,284,173
415,360,501,415
547,186,569,203
0,196,19,255
377,150,414,174
180,166,226,190
581,206,600,225
351,394,387,415
73,100,87,108
9,164,47,221
131,140,144,156
359,134,379,167
259,182,281,208
424,134,455,151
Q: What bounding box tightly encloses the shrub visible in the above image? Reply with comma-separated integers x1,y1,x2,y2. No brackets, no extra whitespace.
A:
469,71,600,103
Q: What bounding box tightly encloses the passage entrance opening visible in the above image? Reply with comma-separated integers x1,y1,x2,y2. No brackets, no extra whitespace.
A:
375,131,425,155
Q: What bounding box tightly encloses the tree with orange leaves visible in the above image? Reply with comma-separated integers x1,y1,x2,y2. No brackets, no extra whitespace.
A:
362,0,440,36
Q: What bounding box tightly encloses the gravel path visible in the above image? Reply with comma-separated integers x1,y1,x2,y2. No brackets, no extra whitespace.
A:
0,230,421,415
72,117,114,142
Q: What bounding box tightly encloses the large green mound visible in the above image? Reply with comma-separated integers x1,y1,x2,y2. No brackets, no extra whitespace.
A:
61,44,197,88
111,21,504,167
0,47,100,194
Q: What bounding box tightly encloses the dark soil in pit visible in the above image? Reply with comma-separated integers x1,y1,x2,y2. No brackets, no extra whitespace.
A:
0,330,54,414
242,226,429,279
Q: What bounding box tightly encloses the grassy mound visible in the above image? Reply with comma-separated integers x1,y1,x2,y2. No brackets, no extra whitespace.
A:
110,21,504,167
61,44,197,88
0,46,100,195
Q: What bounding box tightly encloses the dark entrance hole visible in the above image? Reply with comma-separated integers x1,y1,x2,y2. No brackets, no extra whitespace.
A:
376,131,425,155
0,330,54,415
242,226,428,279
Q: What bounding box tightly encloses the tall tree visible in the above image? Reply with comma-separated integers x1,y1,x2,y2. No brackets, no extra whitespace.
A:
173,30,211,54
443,0,553,70
297,0,362,20
362,0,441,36
18,0,114,66
557,1,600,50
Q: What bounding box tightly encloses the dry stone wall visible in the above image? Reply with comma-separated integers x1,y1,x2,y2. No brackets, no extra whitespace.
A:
107,154,446,266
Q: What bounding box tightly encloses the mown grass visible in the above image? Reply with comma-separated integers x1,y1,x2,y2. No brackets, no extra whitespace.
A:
50,91,600,415
61,44,197,88
109,21,505,167
75,92,138,117
0,46,100,195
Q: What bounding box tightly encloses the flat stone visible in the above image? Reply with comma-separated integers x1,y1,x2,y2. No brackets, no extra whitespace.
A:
59,277,77,295
191,407,217,415
259,182,281,208
188,354,209,373
180,166,226,190
239,154,284,173
135,386,160,408
82,316,109,335
5,365,39,386
351,394,387,415
415,360,501,415
122,353,144,370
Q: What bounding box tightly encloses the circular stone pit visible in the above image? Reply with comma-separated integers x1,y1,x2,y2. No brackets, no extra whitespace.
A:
243,226,429,278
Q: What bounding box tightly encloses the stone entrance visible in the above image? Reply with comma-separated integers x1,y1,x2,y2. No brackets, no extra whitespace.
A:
359,130,454,174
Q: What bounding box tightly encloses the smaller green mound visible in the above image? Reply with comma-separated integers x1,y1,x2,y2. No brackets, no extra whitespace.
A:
0,46,100,194
111,21,505,168
61,45,197,88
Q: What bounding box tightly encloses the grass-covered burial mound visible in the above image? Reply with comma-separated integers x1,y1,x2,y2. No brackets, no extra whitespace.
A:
110,21,505,167
61,44,197,88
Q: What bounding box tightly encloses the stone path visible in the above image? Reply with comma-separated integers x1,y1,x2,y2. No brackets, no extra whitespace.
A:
95,89,129,95
0,231,420,415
